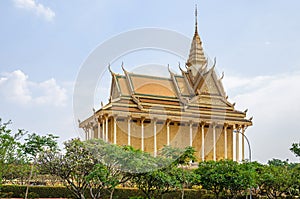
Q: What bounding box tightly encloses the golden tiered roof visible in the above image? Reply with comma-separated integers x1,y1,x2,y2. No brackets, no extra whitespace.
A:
81,6,252,128
94,62,251,126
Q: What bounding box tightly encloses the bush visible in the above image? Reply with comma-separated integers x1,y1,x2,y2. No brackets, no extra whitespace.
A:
0,191,13,198
0,185,74,198
20,192,39,199
0,186,261,198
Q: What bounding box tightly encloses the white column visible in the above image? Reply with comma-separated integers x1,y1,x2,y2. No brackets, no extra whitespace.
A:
242,126,245,161
84,127,88,141
105,116,108,142
189,121,193,147
224,124,228,159
232,125,236,161
88,128,92,140
153,119,157,157
141,118,144,151
213,124,216,161
97,120,101,139
167,120,170,146
113,116,117,144
236,127,240,162
201,123,205,161
233,126,236,161
127,117,131,146
102,119,105,140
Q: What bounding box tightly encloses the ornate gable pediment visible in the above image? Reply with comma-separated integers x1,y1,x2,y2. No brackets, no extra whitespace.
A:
196,68,226,97
109,72,121,101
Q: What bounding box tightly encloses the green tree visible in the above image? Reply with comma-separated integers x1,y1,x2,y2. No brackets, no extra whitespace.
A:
195,160,225,199
130,146,197,199
227,161,255,198
0,118,26,186
290,142,300,158
132,167,176,199
160,146,196,199
2,163,31,184
267,158,289,167
257,161,294,198
120,145,177,199
195,160,254,199
85,139,131,199
38,138,95,199
22,133,59,161
22,133,59,199
287,163,300,197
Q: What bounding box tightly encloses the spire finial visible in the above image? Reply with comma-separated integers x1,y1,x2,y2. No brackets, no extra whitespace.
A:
195,4,198,34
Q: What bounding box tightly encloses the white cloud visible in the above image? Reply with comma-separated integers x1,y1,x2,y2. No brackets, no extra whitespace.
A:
0,70,67,107
13,0,55,21
224,72,300,162
35,78,67,106
0,70,32,104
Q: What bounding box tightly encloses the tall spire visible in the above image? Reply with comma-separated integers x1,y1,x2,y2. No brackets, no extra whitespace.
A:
195,4,198,34
186,5,207,74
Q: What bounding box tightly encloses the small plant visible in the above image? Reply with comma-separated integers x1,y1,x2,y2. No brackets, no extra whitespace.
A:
21,192,39,199
0,192,14,198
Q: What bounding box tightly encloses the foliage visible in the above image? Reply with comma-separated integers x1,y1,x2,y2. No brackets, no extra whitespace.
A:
290,142,300,157
160,145,196,166
0,185,73,198
0,117,59,194
227,161,255,198
288,163,300,197
129,145,197,199
267,158,289,167
22,133,59,162
38,138,95,199
85,139,132,199
0,118,26,163
0,118,26,186
195,160,254,199
1,163,31,184
0,185,207,199
256,160,298,198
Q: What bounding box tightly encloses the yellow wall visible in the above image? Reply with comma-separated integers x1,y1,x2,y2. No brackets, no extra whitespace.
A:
94,119,237,161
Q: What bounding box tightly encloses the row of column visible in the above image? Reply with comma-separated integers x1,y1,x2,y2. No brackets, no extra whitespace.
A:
85,116,246,161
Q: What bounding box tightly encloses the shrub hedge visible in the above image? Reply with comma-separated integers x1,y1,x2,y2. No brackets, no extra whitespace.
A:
0,185,259,199
0,185,74,198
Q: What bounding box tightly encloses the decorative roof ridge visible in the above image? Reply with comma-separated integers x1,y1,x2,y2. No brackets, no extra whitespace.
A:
108,63,116,76
129,71,175,81
195,58,216,94
177,62,195,96
109,64,122,101
122,64,135,96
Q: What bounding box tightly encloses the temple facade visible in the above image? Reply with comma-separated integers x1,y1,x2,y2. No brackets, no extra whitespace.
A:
79,9,252,161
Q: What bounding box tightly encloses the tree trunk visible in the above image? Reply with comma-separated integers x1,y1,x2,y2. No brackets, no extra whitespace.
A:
109,189,115,199
25,163,34,199
181,188,184,199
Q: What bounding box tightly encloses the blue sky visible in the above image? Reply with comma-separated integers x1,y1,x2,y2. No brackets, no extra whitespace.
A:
0,0,300,163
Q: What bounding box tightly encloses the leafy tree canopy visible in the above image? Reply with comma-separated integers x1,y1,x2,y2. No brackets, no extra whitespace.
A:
290,142,300,157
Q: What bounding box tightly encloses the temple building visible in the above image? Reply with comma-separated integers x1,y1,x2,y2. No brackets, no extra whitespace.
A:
79,9,252,161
